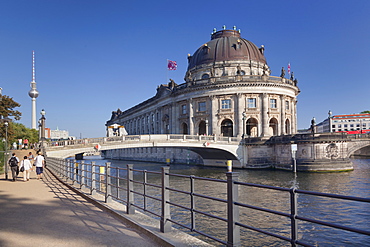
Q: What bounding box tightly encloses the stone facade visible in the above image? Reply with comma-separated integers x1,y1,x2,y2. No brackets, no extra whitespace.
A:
106,28,300,139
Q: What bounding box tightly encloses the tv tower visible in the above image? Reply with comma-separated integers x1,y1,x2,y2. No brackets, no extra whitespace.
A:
28,51,39,129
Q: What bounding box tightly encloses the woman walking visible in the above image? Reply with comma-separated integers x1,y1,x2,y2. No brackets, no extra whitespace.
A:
20,155,33,181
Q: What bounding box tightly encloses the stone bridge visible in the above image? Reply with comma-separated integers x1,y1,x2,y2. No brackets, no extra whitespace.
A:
43,133,370,172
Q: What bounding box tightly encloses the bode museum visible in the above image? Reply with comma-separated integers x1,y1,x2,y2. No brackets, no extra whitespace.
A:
107,27,300,139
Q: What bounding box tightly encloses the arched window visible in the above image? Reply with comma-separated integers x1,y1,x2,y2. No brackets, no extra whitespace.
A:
269,118,278,136
198,121,206,135
182,122,188,135
246,118,258,137
285,119,291,135
221,119,233,137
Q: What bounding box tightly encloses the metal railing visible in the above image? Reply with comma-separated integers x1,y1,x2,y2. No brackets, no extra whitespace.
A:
46,158,370,246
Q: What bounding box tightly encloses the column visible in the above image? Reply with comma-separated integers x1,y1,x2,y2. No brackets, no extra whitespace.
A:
188,99,194,135
210,96,217,135
261,93,269,137
237,93,244,137
280,95,285,135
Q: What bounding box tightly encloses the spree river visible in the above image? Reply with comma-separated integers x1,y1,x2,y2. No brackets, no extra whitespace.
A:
84,156,370,246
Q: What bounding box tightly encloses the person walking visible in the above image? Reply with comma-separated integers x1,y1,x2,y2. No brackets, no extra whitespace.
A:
28,151,34,165
8,153,19,181
20,156,33,181
34,151,45,180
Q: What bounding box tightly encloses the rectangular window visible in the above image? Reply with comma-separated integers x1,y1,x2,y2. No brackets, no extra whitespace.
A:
270,99,277,109
338,124,342,128
247,98,256,108
221,99,231,109
198,102,206,112
285,100,289,110
181,104,187,114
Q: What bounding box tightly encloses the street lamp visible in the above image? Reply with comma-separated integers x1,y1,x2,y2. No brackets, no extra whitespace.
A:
40,109,46,150
242,112,247,138
4,121,8,180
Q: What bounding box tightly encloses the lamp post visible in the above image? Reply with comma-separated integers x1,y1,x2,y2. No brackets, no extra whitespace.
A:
4,121,8,180
40,109,46,150
242,112,247,138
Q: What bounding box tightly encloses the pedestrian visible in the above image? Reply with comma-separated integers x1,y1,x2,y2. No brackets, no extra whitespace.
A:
34,151,45,180
8,153,19,181
20,155,33,181
28,151,34,165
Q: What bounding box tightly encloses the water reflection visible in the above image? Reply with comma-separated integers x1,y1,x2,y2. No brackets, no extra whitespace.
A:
83,156,370,246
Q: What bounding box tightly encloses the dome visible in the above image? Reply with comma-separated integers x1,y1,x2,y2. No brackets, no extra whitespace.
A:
187,29,267,70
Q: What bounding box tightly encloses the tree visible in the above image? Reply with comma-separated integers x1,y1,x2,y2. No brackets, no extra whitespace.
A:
0,95,22,150
360,111,370,114
0,95,21,120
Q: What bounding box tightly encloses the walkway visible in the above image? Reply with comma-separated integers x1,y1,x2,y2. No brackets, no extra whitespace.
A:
0,169,161,247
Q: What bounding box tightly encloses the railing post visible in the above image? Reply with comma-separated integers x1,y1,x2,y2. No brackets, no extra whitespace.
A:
190,175,195,230
74,160,78,185
126,164,135,214
91,161,96,195
290,188,298,246
226,172,240,247
160,166,172,233
81,161,86,189
66,159,70,182
105,162,112,203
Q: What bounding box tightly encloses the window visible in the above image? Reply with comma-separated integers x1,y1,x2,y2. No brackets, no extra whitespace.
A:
247,98,256,108
181,104,187,114
198,102,206,112
221,99,231,109
285,101,289,110
202,74,209,79
270,99,277,109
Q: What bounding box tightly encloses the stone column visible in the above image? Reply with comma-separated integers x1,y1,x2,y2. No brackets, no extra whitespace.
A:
189,99,194,135
237,93,244,137
280,95,285,135
292,99,297,133
261,93,270,137
210,96,217,135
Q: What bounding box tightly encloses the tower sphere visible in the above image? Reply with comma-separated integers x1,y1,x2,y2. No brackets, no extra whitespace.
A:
28,88,39,98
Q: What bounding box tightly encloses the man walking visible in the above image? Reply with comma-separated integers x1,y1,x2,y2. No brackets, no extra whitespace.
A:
34,151,45,180
8,153,19,181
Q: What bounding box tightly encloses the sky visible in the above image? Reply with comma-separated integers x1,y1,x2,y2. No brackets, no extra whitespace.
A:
1,0,370,138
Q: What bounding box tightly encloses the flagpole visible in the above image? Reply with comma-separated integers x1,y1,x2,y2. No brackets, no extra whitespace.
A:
166,59,168,84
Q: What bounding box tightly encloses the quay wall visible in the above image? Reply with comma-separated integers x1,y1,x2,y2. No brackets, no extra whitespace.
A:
102,147,204,165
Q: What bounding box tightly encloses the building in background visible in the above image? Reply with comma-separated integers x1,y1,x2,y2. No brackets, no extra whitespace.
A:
315,111,370,134
44,127,71,140
107,27,300,138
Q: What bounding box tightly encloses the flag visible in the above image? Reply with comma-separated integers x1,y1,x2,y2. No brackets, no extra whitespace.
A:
288,63,291,75
167,60,177,70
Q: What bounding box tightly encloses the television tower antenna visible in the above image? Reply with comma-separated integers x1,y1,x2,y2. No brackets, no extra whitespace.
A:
28,50,39,129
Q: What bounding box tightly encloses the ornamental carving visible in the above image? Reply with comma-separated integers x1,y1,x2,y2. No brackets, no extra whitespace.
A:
326,143,339,159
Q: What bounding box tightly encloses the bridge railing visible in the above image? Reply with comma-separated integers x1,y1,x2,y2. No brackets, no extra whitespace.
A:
47,134,241,148
46,158,370,247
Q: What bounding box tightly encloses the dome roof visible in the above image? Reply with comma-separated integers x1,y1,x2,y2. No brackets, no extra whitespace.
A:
187,29,266,70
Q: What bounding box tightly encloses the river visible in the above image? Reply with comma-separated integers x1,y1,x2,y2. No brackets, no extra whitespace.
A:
83,156,370,246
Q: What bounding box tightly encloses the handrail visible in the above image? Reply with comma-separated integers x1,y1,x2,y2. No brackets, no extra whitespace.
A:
46,157,370,247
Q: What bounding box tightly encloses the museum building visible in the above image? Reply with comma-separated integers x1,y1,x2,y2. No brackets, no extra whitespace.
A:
106,27,300,138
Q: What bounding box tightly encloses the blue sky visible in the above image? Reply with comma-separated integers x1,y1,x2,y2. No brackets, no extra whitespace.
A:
1,0,370,138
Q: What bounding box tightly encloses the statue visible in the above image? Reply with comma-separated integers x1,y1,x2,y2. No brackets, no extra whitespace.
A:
280,67,285,78
290,72,294,81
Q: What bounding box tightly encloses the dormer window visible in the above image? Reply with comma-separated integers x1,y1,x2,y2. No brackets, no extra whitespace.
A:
202,74,210,79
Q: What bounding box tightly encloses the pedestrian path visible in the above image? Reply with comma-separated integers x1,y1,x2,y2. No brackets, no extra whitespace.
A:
0,169,162,247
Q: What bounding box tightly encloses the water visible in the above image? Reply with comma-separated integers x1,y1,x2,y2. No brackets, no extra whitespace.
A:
83,156,370,246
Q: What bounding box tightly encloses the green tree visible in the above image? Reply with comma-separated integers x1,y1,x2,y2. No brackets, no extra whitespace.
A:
0,95,22,171
360,111,370,114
